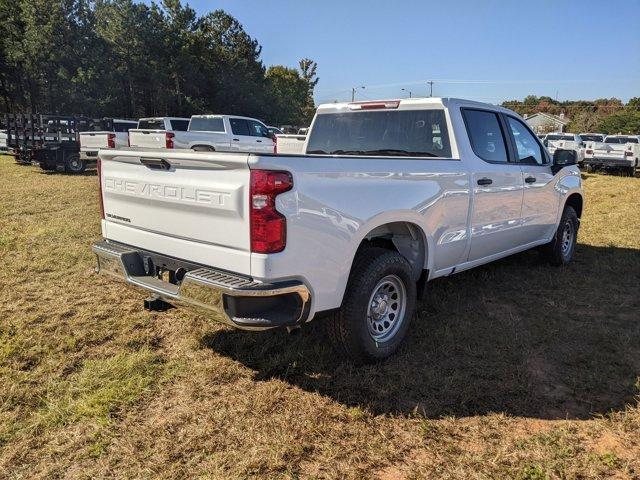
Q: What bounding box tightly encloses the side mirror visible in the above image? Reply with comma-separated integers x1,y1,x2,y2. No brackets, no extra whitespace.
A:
551,149,577,174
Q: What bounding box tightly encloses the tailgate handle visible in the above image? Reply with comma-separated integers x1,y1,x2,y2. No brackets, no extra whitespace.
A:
140,157,171,170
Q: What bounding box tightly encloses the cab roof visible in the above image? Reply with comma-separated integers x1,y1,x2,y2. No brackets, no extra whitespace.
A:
316,97,515,115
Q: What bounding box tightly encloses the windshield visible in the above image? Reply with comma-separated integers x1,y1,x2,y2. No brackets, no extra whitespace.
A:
605,136,638,144
137,119,165,130
306,109,451,157
580,134,603,142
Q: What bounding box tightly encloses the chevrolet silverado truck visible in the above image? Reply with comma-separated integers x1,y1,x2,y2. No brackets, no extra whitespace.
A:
129,115,275,153
92,98,583,363
583,134,640,176
545,133,585,165
79,118,138,166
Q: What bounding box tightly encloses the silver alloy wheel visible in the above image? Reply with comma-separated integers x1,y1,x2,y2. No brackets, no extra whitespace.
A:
561,220,574,256
68,156,82,172
366,274,407,342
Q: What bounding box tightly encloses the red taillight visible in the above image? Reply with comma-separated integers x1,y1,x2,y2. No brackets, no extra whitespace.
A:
107,133,116,149
624,150,633,157
586,149,593,155
97,159,105,220
250,170,292,253
165,132,175,149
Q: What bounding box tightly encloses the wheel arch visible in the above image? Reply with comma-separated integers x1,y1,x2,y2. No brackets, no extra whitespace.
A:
564,192,583,218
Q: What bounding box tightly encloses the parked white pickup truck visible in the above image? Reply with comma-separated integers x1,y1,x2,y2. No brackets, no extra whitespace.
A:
79,119,138,167
129,115,275,153
275,133,307,154
92,98,583,363
545,133,585,165
0,129,7,151
583,134,640,176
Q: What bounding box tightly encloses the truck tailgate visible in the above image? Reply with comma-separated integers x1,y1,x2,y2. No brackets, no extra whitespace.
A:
99,149,251,274
80,132,109,150
129,130,168,149
594,144,627,160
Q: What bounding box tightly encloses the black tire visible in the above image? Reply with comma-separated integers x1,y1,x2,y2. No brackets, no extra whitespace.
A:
542,206,579,266
326,247,416,364
192,145,215,152
65,154,86,174
629,164,637,178
586,164,595,173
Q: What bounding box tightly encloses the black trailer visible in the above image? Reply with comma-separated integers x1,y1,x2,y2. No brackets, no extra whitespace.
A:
4,114,112,174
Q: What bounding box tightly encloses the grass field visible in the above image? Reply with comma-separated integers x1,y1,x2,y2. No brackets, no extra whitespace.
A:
0,155,638,479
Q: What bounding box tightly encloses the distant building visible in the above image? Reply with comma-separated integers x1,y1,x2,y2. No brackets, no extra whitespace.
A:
523,112,570,134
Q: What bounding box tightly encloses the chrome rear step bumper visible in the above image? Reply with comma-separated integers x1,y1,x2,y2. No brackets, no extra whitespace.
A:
92,240,311,330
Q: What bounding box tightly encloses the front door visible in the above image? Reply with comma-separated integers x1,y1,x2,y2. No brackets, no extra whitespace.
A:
505,116,560,244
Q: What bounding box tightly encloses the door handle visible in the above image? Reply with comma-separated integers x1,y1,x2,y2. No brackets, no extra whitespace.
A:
232,138,239,142
256,140,262,143
525,176,537,184
477,177,493,186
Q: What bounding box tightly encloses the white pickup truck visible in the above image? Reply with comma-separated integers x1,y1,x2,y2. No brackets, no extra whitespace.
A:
129,115,275,153
0,129,7,151
79,119,138,167
92,98,583,363
544,133,585,165
583,134,640,176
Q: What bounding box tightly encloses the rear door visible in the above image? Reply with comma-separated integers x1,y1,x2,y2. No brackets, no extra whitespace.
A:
99,150,252,274
505,115,560,244
463,108,526,262
228,118,256,152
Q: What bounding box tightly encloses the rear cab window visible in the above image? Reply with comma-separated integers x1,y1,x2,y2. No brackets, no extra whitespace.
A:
189,117,224,132
137,119,165,130
306,109,452,157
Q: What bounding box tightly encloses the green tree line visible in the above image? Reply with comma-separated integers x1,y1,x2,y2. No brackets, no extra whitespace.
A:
0,0,318,126
502,95,640,134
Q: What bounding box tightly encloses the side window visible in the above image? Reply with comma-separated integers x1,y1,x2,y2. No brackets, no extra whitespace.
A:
248,120,270,138
506,117,545,165
462,109,508,163
170,119,190,131
230,118,250,136
113,122,135,133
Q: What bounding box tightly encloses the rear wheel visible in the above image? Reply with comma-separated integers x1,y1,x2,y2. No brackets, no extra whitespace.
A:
542,206,578,266
326,247,416,364
629,164,637,178
65,154,86,174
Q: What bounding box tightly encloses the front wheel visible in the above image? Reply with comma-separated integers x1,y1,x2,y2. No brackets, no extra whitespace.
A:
326,247,416,364
65,154,86,174
542,206,579,266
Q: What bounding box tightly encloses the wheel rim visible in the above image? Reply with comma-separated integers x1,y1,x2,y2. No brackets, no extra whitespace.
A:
68,156,82,172
366,274,407,342
561,220,574,256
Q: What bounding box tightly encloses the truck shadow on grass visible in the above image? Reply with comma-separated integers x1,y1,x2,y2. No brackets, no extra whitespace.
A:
202,244,640,420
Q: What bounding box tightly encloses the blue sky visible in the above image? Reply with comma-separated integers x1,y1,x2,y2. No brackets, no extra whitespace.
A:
182,0,639,104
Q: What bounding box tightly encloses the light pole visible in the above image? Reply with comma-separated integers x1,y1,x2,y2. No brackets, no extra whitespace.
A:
427,80,434,97
351,86,365,101
401,88,412,98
